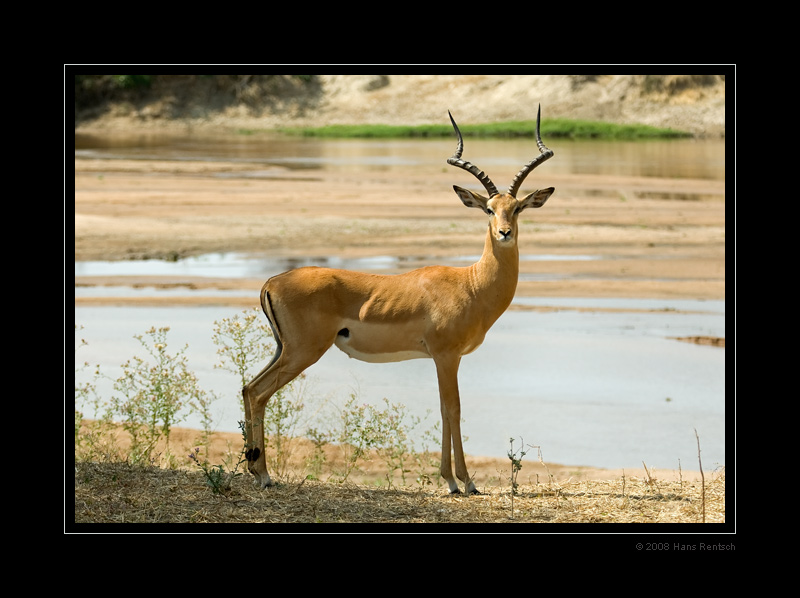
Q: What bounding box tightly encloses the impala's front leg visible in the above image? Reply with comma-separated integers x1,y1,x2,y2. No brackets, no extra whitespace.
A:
435,355,478,495
439,401,459,493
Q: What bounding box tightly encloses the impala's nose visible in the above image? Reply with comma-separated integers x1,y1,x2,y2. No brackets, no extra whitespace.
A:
498,228,512,241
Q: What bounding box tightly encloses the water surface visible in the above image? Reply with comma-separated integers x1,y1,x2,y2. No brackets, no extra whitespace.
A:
74,301,725,471
75,133,725,181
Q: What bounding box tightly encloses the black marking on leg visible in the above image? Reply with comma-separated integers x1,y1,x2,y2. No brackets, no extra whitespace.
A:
245,447,260,462
338,328,350,338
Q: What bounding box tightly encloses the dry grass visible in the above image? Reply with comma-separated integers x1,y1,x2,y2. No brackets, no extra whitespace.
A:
72,457,725,526
72,423,726,527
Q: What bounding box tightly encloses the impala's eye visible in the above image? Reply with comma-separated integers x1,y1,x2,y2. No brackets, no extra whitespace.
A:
486,208,495,216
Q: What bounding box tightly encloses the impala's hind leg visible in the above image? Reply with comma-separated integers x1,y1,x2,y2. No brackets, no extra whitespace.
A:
242,353,298,489
243,283,339,488
243,338,334,489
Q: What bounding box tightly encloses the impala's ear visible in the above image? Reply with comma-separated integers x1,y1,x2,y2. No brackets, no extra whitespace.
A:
518,187,555,211
453,185,490,213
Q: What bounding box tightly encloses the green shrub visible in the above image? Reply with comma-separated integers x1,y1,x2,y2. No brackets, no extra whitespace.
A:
108,326,214,467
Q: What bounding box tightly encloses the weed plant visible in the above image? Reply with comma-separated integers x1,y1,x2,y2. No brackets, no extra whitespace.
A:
74,326,117,460
212,309,273,390
188,421,248,494
109,327,215,467
326,395,431,485
507,437,531,518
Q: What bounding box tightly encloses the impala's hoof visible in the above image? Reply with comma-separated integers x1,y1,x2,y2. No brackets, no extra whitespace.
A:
448,485,481,495
251,473,273,490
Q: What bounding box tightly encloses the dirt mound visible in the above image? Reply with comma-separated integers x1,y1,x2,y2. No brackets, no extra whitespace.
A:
74,74,726,137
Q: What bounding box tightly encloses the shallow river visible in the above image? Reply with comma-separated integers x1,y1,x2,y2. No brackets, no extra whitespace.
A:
75,132,725,181
74,292,725,471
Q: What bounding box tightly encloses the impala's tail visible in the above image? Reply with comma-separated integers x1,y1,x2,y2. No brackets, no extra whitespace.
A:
260,285,284,368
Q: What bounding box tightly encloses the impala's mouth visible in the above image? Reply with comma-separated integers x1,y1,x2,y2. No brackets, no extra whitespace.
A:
497,231,514,243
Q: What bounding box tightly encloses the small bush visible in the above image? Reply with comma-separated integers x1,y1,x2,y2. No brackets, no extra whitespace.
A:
107,326,214,467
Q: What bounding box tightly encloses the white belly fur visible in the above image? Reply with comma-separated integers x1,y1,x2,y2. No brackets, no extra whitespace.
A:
335,341,431,363
333,319,430,363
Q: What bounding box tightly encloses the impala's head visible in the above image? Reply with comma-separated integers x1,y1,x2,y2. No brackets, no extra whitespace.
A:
447,105,555,245
453,188,554,244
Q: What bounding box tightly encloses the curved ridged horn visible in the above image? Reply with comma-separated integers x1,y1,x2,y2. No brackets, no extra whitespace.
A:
507,104,554,198
446,111,499,198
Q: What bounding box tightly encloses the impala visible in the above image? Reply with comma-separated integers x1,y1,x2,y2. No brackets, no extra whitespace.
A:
243,106,555,494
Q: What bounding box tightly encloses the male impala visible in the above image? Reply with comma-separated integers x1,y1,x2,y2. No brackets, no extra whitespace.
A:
243,106,555,494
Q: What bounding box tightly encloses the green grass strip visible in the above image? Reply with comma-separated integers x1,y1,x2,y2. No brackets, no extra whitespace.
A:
275,118,691,140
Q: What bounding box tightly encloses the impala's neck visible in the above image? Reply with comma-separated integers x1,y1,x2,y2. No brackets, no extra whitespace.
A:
470,226,520,314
